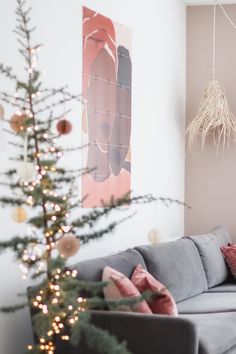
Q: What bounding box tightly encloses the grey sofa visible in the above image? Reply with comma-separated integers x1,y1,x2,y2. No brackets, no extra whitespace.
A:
59,225,236,354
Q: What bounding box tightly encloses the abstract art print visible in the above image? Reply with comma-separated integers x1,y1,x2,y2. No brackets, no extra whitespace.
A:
82,7,132,207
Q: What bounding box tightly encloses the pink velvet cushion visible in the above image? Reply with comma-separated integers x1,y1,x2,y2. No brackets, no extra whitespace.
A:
131,264,178,316
221,244,236,278
102,266,152,313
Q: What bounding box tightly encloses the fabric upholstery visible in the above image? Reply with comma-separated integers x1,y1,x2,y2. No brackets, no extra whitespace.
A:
182,312,236,354
135,238,207,302
73,248,146,282
207,283,236,293
178,293,236,314
222,346,236,354
131,264,178,316
57,311,197,354
188,225,231,288
102,266,152,313
221,244,236,278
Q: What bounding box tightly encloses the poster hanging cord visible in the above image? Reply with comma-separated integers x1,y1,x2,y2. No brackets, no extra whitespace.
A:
219,4,236,30
212,2,236,80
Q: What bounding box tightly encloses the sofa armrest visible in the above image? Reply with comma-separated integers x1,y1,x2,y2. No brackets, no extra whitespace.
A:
78,310,198,354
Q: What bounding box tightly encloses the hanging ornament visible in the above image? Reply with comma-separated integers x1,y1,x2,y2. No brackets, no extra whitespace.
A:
56,119,73,135
57,233,80,258
147,229,161,245
12,206,28,223
186,2,236,154
10,113,28,133
41,176,53,189
0,104,5,120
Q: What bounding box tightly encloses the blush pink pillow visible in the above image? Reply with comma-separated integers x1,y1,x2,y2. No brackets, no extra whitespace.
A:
102,266,152,314
221,244,236,278
131,265,178,316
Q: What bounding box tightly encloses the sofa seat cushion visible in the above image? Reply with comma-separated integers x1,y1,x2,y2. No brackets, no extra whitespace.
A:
178,293,236,314
182,312,236,354
188,225,231,288
135,238,207,303
207,283,236,293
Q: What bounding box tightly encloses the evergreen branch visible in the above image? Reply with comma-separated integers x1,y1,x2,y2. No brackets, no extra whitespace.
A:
0,236,38,253
0,197,24,206
71,193,143,229
0,64,17,81
0,302,28,313
63,144,89,152
0,91,26,103
74,312,131,354
77,212,136,245
87,290,155,310
3,128,19,136
35,94,82,114
0,169,17,176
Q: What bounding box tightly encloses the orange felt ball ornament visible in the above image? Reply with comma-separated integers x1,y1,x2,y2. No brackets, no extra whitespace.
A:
56,119,72,135
10,113,28,133
12,206,28,223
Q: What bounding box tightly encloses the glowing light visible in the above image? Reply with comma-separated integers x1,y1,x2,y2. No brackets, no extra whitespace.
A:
61,335,69,341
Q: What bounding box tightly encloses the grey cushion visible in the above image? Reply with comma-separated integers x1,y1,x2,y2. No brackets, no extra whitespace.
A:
73,248,146,281
135,238,208,303
207,283,236,293
188,225,231,288
182,312,236,354
178,293,236,314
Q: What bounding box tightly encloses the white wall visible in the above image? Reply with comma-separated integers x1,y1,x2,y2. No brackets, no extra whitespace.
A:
0,0,186,353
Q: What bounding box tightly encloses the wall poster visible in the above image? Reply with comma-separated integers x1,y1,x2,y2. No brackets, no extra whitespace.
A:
82,7,132,207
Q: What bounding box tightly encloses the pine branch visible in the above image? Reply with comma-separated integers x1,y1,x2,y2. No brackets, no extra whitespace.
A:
0,302,28,313
77,212,136,245
0,64,17,81
0,196,24,206
0,169,17,176
35,94,82,114
74,312,131,354
0,236,38,254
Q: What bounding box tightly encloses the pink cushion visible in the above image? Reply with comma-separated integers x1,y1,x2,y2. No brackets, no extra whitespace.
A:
102,266,152,313
221,244,236,278
131,264,178,316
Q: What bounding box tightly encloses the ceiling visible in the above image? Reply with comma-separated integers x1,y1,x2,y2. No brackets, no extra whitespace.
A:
182,0,236,4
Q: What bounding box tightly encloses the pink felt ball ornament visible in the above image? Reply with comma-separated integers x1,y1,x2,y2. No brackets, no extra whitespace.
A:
56,119,72,135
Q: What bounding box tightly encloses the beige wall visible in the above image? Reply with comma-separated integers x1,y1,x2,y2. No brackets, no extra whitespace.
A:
185,5,236,239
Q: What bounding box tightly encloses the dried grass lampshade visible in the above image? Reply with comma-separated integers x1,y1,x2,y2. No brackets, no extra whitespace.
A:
186,3,236,154
186,79,236,153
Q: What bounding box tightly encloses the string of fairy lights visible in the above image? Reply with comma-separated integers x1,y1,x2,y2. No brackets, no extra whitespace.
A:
0,11,84,352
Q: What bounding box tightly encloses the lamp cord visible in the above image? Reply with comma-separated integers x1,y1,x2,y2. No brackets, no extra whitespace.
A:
213,1,216,79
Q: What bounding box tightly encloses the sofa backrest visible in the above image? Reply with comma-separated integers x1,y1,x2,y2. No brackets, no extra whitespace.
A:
187,225,231,288
74,248,146,282
135,238,208,303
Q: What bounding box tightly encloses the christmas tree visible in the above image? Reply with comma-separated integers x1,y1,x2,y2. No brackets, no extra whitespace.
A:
0,1,184,353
